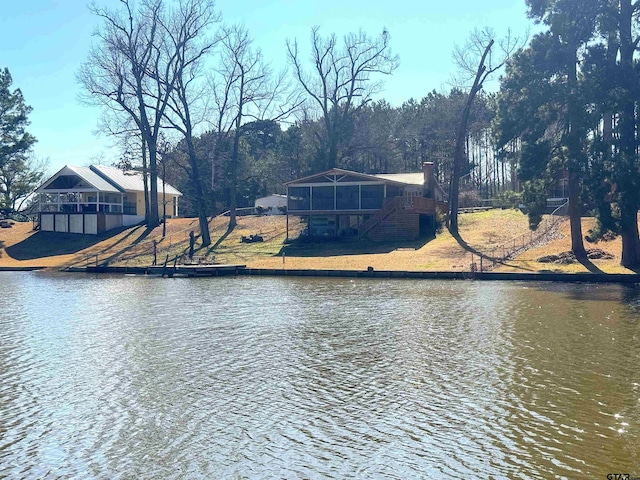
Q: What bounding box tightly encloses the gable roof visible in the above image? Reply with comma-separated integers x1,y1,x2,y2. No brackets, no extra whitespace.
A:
92,165,182,196
37,165,122,193
36,164,182,196
284,168,423,187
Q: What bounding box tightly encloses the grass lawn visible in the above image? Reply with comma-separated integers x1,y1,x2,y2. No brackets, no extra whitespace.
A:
1,209,638,274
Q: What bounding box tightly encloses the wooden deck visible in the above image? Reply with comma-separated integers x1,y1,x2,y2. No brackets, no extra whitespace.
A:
81,264,246,276
149,264,246,277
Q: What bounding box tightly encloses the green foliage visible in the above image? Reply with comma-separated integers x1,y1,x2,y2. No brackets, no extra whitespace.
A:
0,156,47,210
0,68,41,210
494,190,523,209
521,179,549,230
0,68,36,171
586,215,619,243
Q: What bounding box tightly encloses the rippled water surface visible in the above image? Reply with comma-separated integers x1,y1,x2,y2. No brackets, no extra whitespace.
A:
1,272,639,478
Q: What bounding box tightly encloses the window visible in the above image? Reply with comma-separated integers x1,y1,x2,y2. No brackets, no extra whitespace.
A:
361,184,384,209
336,185,359,209
47,175,82,189
288,187,310,210
311,186,334,210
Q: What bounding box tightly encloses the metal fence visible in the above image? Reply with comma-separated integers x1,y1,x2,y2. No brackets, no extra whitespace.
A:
470,202,568,272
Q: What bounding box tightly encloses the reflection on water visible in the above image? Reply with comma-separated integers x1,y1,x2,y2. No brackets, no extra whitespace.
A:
0,273,639,478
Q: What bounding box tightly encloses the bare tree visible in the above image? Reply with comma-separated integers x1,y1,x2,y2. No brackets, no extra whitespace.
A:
98,112,152,219
159,0,219,246
448,28,520,234
79,0,182,228
287,27,399,170
212,24,298,229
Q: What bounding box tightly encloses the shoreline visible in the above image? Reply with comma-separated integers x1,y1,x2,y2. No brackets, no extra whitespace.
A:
0,266,46,271
2,265,634,284
3,212,640,278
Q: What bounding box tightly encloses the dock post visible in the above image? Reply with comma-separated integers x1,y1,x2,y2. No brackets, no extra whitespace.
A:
161,255,169,278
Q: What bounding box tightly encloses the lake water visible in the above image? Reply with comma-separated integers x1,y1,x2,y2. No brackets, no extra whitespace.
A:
1,272,639,479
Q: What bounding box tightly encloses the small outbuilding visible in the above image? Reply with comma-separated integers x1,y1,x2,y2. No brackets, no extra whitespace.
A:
254,194,287,215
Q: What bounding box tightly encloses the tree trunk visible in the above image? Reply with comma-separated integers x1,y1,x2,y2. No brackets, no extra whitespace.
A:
229,115,242,230
186,136,211,247
147,137,160,229
448,127,465,233
620,206,640,268
565,43,586,258
567,168,586,257
141,138,150,223
448,40,493,234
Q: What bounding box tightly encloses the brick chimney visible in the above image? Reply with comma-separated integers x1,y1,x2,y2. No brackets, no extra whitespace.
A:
423,162,434,197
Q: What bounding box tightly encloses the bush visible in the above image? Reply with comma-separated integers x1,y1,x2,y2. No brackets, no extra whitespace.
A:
494,190,522,209
458,189,482,208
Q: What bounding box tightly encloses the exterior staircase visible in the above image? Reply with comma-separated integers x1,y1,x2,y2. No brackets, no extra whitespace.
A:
358,196,439,241
358,197,402,239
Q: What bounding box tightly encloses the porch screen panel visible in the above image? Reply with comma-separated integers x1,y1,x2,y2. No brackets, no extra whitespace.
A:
311,186,334,210
336,185,359,209
123,195,137,215
288,186,310,210
387,184,402,198
361,184,385,209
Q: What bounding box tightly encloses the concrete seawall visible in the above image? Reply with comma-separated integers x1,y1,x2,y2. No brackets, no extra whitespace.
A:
70,265,640,284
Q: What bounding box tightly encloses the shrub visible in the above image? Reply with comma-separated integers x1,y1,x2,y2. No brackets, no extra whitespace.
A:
459,189,482,208
494,190,522,209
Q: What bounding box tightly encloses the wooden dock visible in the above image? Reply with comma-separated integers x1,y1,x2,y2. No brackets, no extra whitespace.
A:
149,264,246,277
81,264,246,277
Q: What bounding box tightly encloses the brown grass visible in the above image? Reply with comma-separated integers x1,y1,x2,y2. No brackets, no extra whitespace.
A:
497,216,637,274
1,210,636,273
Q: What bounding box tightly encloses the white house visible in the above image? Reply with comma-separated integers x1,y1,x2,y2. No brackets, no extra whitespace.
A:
254,194,287,215
35,165,182,234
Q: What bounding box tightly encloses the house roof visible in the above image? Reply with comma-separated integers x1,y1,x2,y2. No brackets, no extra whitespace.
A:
373,173,424,186
37,165,122,193
36,164,182,196
284,168,423,187
92,165,182,196
256,194,287,200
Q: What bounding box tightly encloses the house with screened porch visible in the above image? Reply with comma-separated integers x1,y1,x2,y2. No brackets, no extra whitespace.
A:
35,165,181,235
285,162,447,241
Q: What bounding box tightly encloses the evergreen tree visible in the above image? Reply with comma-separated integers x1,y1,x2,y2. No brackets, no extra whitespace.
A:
0,68,36,172
0,68,39,210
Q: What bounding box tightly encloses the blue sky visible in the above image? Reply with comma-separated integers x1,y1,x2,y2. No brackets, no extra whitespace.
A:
1,0,538,174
